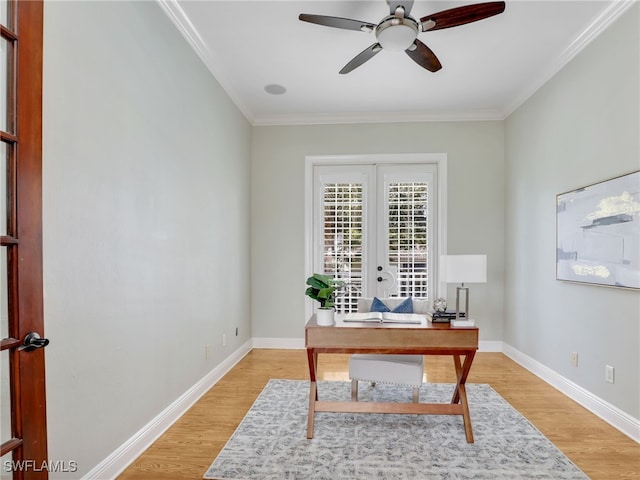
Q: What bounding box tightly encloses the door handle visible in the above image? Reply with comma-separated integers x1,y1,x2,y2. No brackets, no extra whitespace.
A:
19,332,50,352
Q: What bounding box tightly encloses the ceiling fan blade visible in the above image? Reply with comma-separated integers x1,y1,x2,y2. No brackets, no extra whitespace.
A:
299,14,376,32
420,1,505,31
405,40,442,72
388,1,414,16
339,43,383,74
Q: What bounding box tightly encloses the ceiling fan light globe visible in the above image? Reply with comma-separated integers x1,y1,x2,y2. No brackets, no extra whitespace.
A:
376,22,418,51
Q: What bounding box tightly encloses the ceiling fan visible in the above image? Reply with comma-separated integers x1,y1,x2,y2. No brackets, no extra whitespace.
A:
299,1,506,74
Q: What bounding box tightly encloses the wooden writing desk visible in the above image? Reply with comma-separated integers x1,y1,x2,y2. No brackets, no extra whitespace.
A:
305,315,479,442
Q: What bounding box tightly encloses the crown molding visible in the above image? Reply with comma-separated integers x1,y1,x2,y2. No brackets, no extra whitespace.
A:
502,0,637,119
251,109,506,126
156,0,254,123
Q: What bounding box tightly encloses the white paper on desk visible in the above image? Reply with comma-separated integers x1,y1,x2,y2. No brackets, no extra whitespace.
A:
343,312,424,324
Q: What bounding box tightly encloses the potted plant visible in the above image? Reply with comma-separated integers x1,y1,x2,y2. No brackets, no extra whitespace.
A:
305,273,343,326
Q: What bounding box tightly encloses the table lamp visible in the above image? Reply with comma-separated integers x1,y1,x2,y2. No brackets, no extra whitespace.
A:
440,255,487,320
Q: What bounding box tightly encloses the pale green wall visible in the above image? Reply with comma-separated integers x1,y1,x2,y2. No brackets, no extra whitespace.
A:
504,4,640,418
251,122,505,342
43,1,251,477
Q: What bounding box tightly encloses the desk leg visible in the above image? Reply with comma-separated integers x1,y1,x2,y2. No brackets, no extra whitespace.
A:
452,352,475,404
452,354,463,404
452,352,476,443
307,349,318,400
306,348,317,439
459,382,474,443
307,381,317,439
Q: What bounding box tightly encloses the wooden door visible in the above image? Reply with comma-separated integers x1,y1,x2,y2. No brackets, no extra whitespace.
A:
1,1,48,478
374,164,436,299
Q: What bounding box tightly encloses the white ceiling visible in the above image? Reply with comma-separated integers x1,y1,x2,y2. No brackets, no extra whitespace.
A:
159,1,632,125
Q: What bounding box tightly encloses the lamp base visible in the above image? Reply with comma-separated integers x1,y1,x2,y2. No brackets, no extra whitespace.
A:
455,285,470,320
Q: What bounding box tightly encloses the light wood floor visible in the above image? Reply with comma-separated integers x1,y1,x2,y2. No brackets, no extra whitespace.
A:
118,350,640,480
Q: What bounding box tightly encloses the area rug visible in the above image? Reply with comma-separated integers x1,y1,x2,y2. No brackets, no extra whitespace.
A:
204,379,588,480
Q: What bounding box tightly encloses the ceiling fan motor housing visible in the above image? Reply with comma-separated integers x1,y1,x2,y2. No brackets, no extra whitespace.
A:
375,15,419,51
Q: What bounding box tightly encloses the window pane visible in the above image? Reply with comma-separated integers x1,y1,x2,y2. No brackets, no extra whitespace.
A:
1,451,14,479
1,246,6,336
1,349,10,445
0,0,7,27
0,142,5,236
322,182,363,313
387,182,429,298
0,243,12,465
0,37,7,133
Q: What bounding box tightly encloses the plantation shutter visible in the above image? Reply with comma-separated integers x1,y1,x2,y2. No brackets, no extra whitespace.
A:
385,180,430,298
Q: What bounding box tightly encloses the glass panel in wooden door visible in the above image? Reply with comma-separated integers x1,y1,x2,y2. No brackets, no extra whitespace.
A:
314,165,373,313
0,0,8,27
376,164,437,301
0,37,6,133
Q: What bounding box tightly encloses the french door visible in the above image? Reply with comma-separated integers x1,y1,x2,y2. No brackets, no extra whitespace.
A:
1,1,48,479
309,156,444,313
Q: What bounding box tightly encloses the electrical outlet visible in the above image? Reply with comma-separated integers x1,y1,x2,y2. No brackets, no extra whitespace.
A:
222,334,227,347
570,352,578,367
605,365,615,384
235,327,239,336
205,345,211,359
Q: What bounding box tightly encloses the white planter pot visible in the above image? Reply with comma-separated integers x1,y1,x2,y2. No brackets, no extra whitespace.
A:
316,308,335,326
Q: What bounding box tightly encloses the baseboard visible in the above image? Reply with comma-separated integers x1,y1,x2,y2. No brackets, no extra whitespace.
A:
81,339,253,480
479,340,502,352
503,343,640,443
252,337,305,349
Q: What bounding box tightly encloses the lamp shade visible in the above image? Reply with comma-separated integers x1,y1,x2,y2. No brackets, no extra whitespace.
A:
440,255,487,284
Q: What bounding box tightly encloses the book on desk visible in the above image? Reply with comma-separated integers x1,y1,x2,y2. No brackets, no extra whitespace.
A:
429,310,466,323
427,311,475,327
343,312,424,324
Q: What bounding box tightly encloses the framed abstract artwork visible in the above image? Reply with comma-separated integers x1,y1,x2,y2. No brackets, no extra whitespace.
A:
556,171,640,289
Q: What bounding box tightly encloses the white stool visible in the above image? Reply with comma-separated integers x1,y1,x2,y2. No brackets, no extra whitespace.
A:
349,354,424,403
